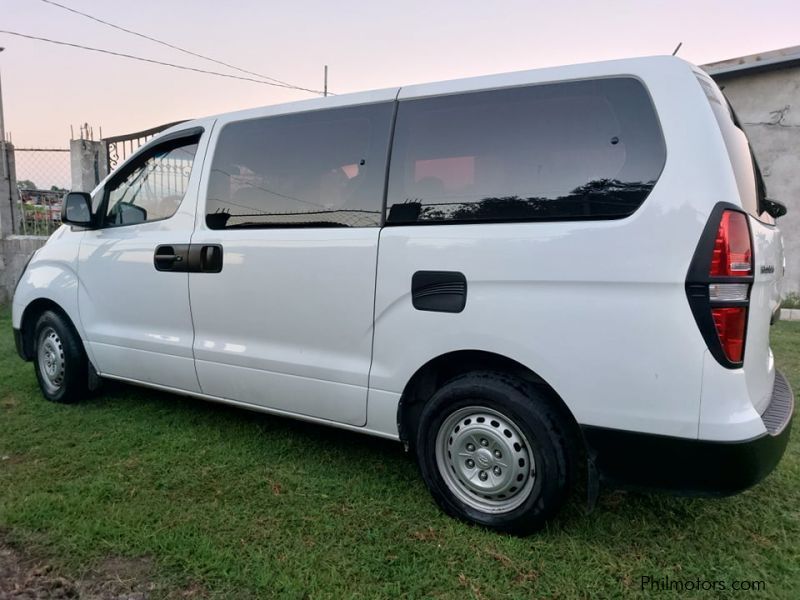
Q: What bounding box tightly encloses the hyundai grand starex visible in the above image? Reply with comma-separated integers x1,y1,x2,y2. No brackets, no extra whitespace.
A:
13,56,793,534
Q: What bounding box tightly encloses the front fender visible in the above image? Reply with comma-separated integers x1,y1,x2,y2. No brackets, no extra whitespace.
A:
12,229,85,341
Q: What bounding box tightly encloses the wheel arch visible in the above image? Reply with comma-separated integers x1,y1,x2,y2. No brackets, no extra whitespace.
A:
396,349,581,451
17,298,78,361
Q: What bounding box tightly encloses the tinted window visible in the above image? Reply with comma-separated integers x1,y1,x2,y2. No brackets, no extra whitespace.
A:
206,103,393,229
386,78,665,224
695,73,772,224
104,139,198,227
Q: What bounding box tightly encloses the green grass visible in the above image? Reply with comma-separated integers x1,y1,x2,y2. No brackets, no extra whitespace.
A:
1,311,798,599
781,292,800,310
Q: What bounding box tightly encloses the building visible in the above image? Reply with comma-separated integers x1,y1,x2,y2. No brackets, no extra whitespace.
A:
703,46,800,295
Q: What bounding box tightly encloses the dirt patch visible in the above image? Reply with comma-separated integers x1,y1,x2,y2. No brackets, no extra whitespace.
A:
0,454,26,466
0,534,159,599
409,526,442,543
79,555,156,599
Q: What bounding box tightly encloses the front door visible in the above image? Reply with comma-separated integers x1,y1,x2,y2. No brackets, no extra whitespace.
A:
78,127,210,392
188,100,395,425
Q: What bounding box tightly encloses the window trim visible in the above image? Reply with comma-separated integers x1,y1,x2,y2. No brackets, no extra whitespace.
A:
96,127,204,229
379,97,400,226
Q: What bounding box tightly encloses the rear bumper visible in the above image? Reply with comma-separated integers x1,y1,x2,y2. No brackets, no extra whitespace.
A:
583,370,794,496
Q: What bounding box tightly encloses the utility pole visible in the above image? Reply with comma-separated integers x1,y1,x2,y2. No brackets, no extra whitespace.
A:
324,64,328,97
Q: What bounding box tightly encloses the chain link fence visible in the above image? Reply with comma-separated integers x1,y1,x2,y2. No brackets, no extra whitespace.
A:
14,148,70,236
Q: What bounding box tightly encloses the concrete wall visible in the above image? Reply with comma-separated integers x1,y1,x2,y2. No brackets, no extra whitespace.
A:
0,143,20,238
713,66,800,294
70,139,107,193
0,235,47,305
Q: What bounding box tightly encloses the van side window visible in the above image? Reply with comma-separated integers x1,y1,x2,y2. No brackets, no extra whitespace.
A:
104,139,199,227
205,102,393,229
386,78,666,224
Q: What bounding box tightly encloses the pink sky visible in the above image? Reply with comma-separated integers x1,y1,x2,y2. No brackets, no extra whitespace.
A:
2,0,799,150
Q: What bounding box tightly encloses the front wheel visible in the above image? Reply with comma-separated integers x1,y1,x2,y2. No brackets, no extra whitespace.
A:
415,372,575,535
33,310,89,404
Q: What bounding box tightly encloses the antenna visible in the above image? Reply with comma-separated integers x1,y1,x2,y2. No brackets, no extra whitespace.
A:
324,65,328,97
672,42,683,56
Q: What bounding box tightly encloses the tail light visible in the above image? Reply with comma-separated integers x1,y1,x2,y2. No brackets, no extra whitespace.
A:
686,205,753,368
709,211,752,277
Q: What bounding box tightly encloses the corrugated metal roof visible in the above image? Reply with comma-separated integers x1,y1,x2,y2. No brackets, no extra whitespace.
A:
702,45,800,78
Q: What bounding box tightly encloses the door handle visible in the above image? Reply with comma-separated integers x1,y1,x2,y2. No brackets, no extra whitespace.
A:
201,245,223,272
187,244,223,273
154,244,190,272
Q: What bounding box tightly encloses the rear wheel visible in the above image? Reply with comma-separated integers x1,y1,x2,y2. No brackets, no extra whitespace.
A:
33,310,89,404
415,371,574,535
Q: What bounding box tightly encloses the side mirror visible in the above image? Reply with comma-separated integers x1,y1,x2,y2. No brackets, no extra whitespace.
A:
763,198,787,219
62,192,94,227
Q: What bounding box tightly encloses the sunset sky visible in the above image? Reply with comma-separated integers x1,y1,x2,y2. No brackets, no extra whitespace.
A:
1,0,799,150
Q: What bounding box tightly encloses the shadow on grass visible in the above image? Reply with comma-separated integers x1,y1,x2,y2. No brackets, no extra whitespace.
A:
88,378,404,456
79,379,758,539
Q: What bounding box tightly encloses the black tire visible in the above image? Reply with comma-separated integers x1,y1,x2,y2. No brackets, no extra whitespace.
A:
415,371,575,535
32,310,89,404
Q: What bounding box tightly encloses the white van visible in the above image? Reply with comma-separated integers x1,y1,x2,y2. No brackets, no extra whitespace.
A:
12,56,794,534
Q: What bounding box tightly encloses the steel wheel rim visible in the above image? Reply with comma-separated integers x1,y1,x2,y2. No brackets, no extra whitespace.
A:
37,327,66,395
435,406,536,514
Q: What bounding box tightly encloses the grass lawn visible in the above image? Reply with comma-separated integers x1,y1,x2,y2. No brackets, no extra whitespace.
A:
1,310,798,599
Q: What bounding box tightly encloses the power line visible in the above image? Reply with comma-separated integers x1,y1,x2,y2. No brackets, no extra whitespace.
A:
0,30,317,90
38,0,324,95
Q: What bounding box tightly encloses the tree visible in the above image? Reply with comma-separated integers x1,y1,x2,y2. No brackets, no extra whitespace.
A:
17,179,36,190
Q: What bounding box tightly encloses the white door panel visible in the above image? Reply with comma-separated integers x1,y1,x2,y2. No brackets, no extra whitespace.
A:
79,221,199,391
79,222,193,353
188,229,379,425
196,359,368,425
187,101,394,425
78,125,213,391
88,342,199,391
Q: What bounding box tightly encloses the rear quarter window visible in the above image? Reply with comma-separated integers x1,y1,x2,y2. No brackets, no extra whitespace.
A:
694,72,773,225
386,77,666,225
